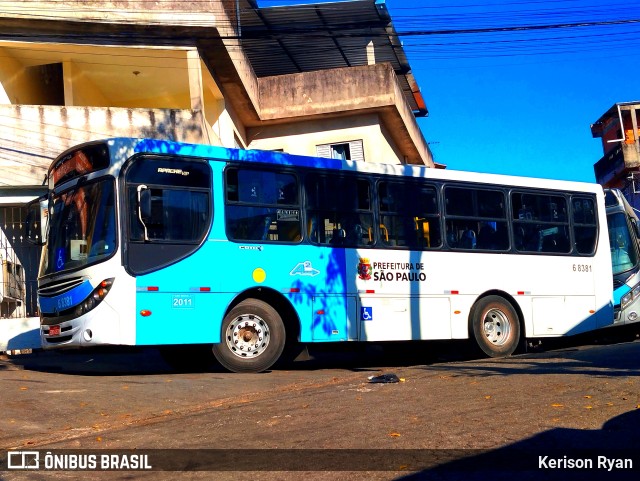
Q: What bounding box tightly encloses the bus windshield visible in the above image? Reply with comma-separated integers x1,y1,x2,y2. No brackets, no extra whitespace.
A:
40,178,117,277
607,211,639,275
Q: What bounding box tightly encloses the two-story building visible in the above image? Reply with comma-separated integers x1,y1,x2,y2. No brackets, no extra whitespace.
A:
0,0,433,340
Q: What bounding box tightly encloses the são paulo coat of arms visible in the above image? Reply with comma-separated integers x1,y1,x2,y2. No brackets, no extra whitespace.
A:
357,258,372,281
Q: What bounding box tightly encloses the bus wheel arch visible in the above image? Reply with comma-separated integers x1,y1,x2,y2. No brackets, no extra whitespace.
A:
213,288,301,372
469,291,523,357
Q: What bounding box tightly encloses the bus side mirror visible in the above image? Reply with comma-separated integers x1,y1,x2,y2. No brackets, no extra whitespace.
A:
25,196,48,246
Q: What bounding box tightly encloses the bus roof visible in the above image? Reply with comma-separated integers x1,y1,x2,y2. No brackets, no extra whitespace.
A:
92,137,603,195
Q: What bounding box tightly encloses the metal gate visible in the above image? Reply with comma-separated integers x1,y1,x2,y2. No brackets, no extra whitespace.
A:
0,205,41,319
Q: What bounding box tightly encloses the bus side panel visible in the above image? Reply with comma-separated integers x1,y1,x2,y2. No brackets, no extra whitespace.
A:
134,290,228,345
133,241,230,345
286,246,352,342
350,250,455,341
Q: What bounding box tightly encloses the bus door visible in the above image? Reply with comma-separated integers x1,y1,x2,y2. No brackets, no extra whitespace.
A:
122,155,213,344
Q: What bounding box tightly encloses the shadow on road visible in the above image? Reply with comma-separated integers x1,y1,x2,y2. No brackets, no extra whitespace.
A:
1,347,177,376
419,338,640,379
1,341,476,376
395,408,640,481
2,324,638,376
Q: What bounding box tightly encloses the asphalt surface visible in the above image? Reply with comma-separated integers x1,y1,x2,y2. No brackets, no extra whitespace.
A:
1,334,639,481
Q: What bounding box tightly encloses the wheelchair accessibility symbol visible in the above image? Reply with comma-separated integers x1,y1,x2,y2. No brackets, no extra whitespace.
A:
361,307,373,321
55,248,65,271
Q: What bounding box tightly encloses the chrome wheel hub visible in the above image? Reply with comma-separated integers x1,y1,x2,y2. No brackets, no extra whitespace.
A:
483,308,511,346
225,314,270,358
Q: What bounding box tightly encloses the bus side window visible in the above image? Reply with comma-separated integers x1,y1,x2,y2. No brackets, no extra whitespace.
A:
226,167,301,243
572,196,597,255
444,186,506,251
305,174,372,247
512,192,570,254
379,181,441,249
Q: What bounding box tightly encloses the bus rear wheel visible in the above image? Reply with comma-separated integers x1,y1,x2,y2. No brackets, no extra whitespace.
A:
471,295,520,357
212,299,286,373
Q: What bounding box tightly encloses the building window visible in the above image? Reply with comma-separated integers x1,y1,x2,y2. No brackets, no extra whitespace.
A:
331,143,350,160
316,140,364,162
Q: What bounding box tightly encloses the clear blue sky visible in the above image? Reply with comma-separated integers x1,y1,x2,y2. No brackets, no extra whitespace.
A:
256,0,640,182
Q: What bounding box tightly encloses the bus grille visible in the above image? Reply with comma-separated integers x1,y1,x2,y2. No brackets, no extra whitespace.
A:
39,277,85,297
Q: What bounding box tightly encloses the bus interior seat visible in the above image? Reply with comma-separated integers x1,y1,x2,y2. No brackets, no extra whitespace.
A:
330,228,346,246
345,223,363,246
460,229,476,249
414,218,431,248
476,225,495,249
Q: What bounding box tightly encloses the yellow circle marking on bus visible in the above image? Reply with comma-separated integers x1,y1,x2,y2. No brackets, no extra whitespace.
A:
253,268,266,283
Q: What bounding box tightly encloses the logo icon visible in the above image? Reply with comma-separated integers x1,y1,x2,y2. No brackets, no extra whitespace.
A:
357,258,371,280
290,261,320,277
8,451,40,470
361,307,373,321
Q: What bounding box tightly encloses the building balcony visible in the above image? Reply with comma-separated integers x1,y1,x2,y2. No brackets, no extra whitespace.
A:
0,105,205,186
594,143,640,186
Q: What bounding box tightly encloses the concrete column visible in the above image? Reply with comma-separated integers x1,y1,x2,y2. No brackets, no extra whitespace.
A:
187,49,204,111
367,40,376,65
63,61,74,106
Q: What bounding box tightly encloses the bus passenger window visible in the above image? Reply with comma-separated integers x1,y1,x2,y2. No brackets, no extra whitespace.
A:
226,167,301,243
512,192,570,254
444,186,507,251
304,174,373,247
572,197,597,255
378,181,441,249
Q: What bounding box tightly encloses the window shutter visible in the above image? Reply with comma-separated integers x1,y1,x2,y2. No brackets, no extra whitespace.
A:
349,140,364,162
316,144,331,158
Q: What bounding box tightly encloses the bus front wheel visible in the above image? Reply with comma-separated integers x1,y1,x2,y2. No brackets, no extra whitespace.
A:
471,296,520,357
212,299,286,373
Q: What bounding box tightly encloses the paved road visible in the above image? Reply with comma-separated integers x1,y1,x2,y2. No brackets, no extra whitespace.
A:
1,337,639,480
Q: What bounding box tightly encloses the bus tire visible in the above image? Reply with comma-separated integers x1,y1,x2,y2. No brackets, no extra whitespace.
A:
212,299,286,373
471,295,520,357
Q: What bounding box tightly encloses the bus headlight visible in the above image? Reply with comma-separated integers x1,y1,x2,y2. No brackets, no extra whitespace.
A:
621,283,640,309
74,278,114,317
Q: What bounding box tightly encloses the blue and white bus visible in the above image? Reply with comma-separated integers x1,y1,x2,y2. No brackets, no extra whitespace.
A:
605,188,640,326
35,138,616,372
